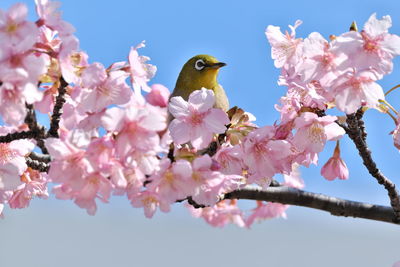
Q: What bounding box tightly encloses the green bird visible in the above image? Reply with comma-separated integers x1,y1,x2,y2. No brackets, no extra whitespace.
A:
170,54,229,116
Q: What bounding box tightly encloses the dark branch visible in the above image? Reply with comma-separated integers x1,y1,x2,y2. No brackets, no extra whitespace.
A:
24,103,48,154
47,77,68,138
0,130,41,143
29,152,51,163
344,113,400,220
26,156,49,172
224,186,399,225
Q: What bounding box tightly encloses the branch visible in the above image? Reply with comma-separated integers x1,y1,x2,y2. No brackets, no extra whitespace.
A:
224,186,399,225
0,130,41,143
47,77,68,138
29,152,51,163
346,112,400,221
26,156,49,172
24,103,48,154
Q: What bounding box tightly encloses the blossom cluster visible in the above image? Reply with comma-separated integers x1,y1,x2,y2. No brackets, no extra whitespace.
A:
0,1,399,227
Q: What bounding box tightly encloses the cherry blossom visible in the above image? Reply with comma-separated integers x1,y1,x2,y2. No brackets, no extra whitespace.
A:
77,63,132,113
242,126,292,187
169,88,230,149
147,158,193,203
246,201,289,227
332,13,400,77
0,3,38,51
188,200,245,228
330,69,384,114
265,20,303,68
0,133,35,191
292,112,345,154
128,41,157,95
190,154,243,206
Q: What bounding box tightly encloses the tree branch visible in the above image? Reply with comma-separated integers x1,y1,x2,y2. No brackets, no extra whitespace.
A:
47,77,68,138
346,112,400,221
0,130,41,143
224,186,399,225
24,103,48,154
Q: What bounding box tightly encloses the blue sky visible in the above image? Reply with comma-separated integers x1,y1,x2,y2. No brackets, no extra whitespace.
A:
1,1,400,266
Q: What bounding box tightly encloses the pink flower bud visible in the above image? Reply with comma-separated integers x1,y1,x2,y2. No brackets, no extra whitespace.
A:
321,142,349,181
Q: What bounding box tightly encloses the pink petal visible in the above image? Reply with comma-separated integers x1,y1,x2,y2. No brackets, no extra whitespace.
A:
188,88,215,112
169,96,189,118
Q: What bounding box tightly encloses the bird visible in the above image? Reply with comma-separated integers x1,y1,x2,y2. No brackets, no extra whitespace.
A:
170,54,229,115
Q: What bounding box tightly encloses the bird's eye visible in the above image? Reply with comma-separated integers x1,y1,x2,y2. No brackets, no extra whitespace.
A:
194,59,205,71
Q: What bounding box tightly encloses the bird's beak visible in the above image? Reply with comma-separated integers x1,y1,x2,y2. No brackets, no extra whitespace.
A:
207,62,227,69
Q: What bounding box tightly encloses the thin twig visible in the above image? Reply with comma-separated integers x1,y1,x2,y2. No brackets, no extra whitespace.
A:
224,186,398,225
47,77,68,138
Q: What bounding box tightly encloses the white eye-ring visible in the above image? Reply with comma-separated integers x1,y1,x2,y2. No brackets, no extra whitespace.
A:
194,59,205,71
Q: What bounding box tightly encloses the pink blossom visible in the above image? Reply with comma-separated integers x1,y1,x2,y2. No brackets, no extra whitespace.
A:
213,144,244,175
146,84,170,107
293,112,345,154
169,88,230,150
246,201,289,227
330,69,384,114
297,32,347,85
283,164,304,189
265,20,303,68
148,158,193,203
190,155,243,206
58,37,87,84
35,0,75,37
188,200,245,228
102,98,166,175
0,137,35,191
321,142,349,181
242,126,292,187
85,135,117,174
73,172,113,215
0,3,39,51
332,13,400,77
9,169,48,209
130,190,170,218
128,42,157,95
45,137,92,185
78,63,132,113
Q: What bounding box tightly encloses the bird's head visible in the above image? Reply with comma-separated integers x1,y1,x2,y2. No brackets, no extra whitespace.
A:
175,54,226,91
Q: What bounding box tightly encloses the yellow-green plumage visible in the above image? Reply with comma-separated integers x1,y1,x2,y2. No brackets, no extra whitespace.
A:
171,54,229,112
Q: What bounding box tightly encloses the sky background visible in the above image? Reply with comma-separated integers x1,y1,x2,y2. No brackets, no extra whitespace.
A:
1,0,400,266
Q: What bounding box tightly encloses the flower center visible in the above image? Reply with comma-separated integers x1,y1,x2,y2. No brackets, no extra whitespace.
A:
0,143,17,163
308,122,324,144
189,112,205,125
6,22,18,33
361,31,379,53
164,170,174,184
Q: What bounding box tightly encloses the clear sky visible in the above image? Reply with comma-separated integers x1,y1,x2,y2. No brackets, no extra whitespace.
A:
0,0,400,266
